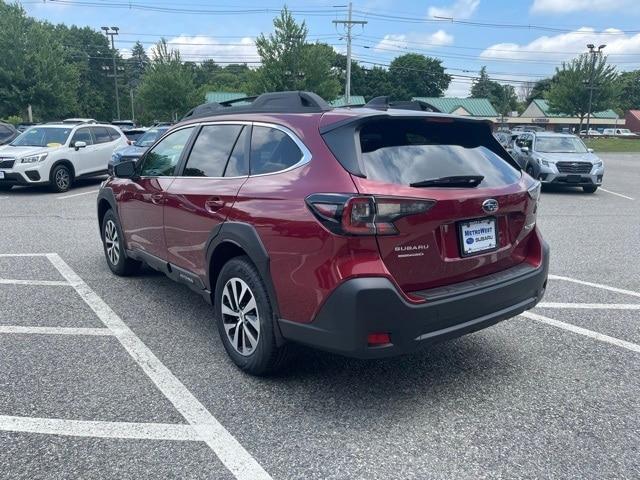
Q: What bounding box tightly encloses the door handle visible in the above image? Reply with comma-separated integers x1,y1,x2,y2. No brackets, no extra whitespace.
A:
150,193,164,205
204,197,225,213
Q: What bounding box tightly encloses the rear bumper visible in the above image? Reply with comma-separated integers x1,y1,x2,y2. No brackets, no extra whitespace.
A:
279,240,549,359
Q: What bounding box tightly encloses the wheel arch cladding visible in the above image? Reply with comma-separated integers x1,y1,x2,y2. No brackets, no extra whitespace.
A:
96,188,117,235
206,222,281,318
50,159,76,180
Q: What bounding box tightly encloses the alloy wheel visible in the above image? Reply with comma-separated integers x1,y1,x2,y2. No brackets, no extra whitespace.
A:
104,219,120,265
221,277,260,356
55,168,70,190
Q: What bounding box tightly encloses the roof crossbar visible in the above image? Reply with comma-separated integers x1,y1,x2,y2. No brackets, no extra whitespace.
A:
362,96,442,113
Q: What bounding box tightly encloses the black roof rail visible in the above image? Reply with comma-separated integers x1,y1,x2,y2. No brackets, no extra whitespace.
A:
362,96,442,113
181,91,332,121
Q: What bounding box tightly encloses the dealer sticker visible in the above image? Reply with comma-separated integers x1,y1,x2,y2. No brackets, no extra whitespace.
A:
460,218,497,255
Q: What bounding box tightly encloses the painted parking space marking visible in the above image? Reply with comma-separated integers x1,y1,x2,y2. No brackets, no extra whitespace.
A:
549,274,640,299
0,278,70,286
0,252,273,480
0,415,201,442
56,189,100,200
0,326,112,336
522,311,640,354
538,302,640,310
599,188,634,200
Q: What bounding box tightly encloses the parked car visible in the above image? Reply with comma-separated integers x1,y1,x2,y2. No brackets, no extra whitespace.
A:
16,122,38,132
0,121,19,145
111,120,136,131
512,132,603,193
97,91,548,375
579,129,602,136
0,123,127,192
109,126,170,174
602,128,637,137
122,128,148,145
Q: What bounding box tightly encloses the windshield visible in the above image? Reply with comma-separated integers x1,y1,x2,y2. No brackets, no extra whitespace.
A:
135,128,167,147
536,136,587,153
10,127,72,147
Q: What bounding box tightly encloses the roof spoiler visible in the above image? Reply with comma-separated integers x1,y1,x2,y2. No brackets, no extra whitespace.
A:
181,91,332,121
362,96,442,112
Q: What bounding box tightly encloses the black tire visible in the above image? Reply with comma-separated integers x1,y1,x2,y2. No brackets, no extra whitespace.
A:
525,165,535,178
0,184,12,192
101,209,141,276
583,185,598,193
50,163,73,193
215,256,289,375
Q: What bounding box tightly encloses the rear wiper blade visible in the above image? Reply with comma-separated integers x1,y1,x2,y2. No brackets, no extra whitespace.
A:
410,175,484,188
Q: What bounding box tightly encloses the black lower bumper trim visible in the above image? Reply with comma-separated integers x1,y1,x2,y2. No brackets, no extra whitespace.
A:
279,242,549,359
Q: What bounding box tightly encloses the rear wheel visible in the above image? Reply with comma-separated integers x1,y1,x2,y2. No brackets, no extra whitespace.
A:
215,256,289,375
50,164,73,193
101,210,140,276
583,185,598,193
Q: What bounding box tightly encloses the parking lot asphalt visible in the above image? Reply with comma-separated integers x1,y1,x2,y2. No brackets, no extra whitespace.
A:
0,153,638,479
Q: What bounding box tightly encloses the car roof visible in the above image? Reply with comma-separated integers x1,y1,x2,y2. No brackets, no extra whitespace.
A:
532,132,578,138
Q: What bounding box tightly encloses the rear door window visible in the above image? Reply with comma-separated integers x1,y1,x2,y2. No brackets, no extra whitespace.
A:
91,127,113,144
71,128,94,146
359,119,520,188
183,124,243,177
250,126,303,175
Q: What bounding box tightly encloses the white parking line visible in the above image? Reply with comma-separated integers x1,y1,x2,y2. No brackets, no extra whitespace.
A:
549,274,640,299
538,302,640,310
56,189,99,200
0,415,201,442
45,253,273,480
0,253,53,257
0,278,70,286
599,188,634,200
0,326,113,336
522,311,640,354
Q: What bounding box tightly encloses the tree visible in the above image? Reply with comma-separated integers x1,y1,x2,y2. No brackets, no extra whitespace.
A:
470,66,517,116
0,2,78,120
526,78,553,104
616,70,640,112
388,54,450,99
470,66,494,99
126,41,150,89
546,53,617,133
136,39,198,123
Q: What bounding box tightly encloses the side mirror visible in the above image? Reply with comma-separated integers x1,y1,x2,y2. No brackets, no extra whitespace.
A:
73,141,87,151
113,160,136,179
587,148,594,153
521,146,530,154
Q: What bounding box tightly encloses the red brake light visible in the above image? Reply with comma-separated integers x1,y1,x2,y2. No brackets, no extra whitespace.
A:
306,194,435,236
367,332,391,346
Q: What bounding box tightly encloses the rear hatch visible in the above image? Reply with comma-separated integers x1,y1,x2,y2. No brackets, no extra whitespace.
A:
322,114,538,294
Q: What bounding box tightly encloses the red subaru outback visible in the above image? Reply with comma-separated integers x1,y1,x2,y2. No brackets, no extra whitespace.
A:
97,92,548,375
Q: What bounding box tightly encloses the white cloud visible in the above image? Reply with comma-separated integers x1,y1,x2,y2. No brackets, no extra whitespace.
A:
374,30,454,52
165,35,258,64
531,0,635,14
428,0,480,19
480,27,640,66
445,78,471,97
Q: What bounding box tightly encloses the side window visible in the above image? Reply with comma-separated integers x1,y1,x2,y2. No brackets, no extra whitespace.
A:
523,135,533,149
250,126,303,175
70,128,93,146
107,127,121,141
225,127,249,177
139,127,194,177
91,127,112,144
183,124,243,177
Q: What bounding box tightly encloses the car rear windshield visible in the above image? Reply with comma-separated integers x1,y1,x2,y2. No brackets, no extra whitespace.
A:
358,119,520,188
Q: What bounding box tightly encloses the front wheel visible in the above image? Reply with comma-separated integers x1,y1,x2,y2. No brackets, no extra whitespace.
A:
50,164,73,193
583,185,598,193
101,210,140,276
215,256,289,375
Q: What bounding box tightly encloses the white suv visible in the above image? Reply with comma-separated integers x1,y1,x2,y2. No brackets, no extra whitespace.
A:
0,123,127,192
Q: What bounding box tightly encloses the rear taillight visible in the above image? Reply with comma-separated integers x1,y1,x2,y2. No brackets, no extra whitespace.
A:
306,194,435,236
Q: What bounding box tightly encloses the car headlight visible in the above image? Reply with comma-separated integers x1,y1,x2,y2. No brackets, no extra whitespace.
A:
20,153,48,164
111,153,121,162
535,157,550,167
593,161,603,169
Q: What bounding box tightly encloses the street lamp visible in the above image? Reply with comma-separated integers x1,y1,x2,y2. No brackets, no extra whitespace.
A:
585,43,606,138
102,26,121,120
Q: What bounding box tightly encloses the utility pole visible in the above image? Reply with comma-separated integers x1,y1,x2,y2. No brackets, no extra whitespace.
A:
585,43,606,138
102,26,121,120
130,89,135,123
333,3,367,105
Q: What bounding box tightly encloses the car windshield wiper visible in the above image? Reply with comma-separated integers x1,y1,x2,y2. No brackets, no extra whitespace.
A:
410,175,484,188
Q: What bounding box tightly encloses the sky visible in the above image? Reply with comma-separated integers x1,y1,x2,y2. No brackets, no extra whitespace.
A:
21,0,640,98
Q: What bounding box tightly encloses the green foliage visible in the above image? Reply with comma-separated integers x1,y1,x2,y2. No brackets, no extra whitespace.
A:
470,66,517,115
388,54,451,99
616,70,640,112
547,53,617,130
136,39,199,123
0,2,78,120
526,78,553,104
2,115,22,126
